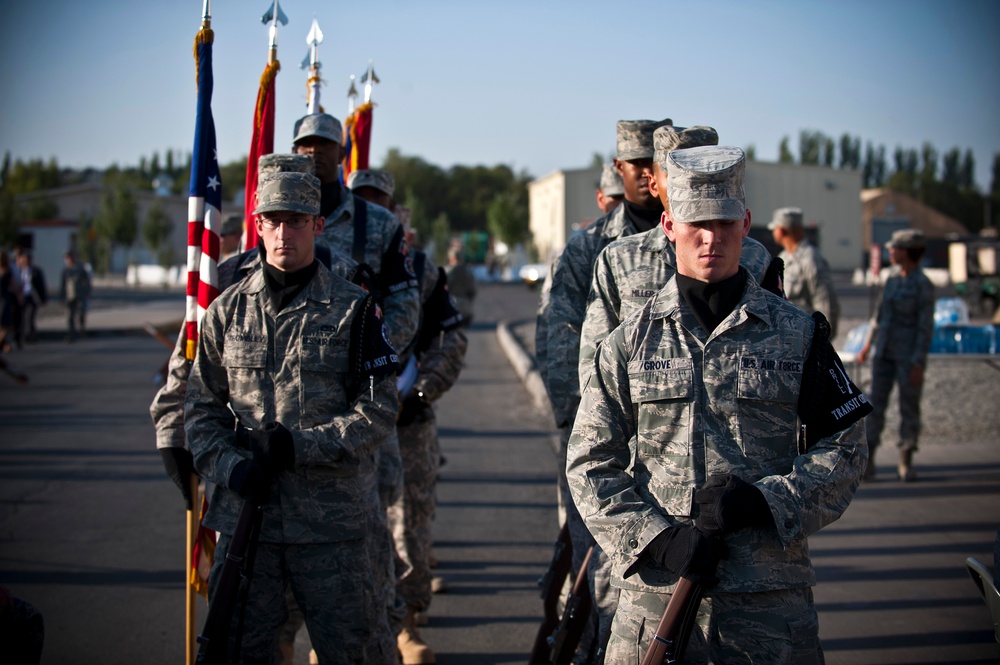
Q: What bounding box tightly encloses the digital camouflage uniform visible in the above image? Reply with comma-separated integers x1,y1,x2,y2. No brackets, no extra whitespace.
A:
568,144,869,664
576,229,775,660
536,119,670,664
780,238,841,338
186,262,400,664
389,249,467,612
863,263,934,454
567,275,869,663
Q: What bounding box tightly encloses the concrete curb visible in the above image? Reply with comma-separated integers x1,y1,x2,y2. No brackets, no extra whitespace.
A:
496,320,552,416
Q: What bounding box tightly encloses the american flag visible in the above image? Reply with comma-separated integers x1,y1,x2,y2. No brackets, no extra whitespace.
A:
185,25,223,360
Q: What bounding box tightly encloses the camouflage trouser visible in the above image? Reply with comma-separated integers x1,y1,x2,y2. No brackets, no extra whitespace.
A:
388,415,440,612
376,441,407,637
559,425,602,664
587,543,620,664
866,356,924,452
606,586,823,664
209,534,395,665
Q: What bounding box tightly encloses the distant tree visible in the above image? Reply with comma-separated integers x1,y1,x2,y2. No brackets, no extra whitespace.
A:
591,152,605,169
142,200,174,269
219,156,248,204
23,197,59,220
0,151,10,188
402,188,431,246
991,153,1000,195
942,148,962,187
920,142,938,182
150,151,161,177
0,190,19,248
77,212,100,271
745,144,756,161
165,149,175,174
486,191,529,247
780,137,794,164
430,212,451,266
822,136,836,167
959,149,975,190
873,145,888,187
97,178,138,270
839,134,861,170
799,130,822,165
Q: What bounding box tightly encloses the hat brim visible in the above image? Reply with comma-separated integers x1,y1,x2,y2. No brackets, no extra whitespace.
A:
252,200,320,216
670,199,746,224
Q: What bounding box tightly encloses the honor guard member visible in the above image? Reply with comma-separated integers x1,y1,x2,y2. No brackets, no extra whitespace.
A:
185,171,400,664
596,162,625,215
348,169,396,211
151,153,372,665
575,125,780,661
769,206,841,337
535,118,672,587
567,145,870,663
857,229,934,481
219,214,245,262
291,113,419,356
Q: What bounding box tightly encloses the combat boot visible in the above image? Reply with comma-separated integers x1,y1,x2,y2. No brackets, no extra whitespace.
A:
398,606,435,664
898,449,916,482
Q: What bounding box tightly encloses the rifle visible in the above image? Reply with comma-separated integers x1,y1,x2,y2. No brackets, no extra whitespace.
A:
195,497,265,664
547,545,594,665
639,576,704,665
528,523,573,664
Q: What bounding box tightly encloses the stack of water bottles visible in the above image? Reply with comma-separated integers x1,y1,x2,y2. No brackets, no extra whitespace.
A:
841,298,997,355
930,298,997,354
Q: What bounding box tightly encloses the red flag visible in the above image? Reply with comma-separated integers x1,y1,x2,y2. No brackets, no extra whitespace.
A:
341,102,373,184
244,60,279,251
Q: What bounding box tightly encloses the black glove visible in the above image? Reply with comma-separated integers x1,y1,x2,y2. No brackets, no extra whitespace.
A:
397,390,432,427
228,459,272,504
246,422,295,473
695,475,773,536
646,525,726,587
159,447,195,511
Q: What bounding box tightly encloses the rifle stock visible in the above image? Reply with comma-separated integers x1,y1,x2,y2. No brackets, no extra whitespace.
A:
528,524,573,665
547,545,594,665
195,498,263,664
639,577,702,665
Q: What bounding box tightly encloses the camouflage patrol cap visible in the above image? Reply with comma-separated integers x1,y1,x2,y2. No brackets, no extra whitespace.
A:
292,113,343,145
666,146,746,224
887,228,927,249
347,169,395,198
767,207,804,230
599,163,624,197
252,172,321,216
258,153,315,177
220,214,243,236
653,125,720,170
616,118,673,161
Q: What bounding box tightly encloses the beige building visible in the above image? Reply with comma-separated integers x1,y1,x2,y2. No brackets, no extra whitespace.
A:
527,165,604,263
528,160,864,271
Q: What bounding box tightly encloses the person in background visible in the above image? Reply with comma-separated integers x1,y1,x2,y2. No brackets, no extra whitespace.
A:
769,206,841,338
219,214,244,262
857,228,934,482
596,162,625,215
0,252,20,353
15,251,46,344
445,244,476,327
60,251,91,342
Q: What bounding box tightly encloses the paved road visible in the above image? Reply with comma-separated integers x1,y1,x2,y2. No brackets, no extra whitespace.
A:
2,280,998,664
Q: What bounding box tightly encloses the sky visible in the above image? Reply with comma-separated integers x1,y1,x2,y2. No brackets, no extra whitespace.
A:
2,0,998,191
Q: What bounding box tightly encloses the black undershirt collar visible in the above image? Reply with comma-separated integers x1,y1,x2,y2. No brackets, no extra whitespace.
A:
262,254,319,312
624,199,664,233
676,269,747,335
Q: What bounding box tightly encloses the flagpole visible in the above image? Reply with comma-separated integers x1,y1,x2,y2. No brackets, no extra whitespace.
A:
186,474,200,665
303,18,324,115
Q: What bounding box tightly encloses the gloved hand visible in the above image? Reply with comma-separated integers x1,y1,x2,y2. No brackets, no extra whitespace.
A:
159,447,195,510
246,422,295,473
646,525,726,587
397,390,432,426
695,475,773,536
228,459,272,504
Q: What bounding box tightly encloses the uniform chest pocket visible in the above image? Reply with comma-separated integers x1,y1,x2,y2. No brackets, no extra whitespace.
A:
222,343,267,369
737,362,800,463
221,343,268,424
629,368,693,455
299,340,351,418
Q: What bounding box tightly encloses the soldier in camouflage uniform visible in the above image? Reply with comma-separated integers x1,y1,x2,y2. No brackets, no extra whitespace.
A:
576,125,779,662
186,171,400,664
351,169,468,663
151,154,368,665
536,117,670,663
857,229,934,482
567,146,870,663
596,163,625,215
769,206,841,337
